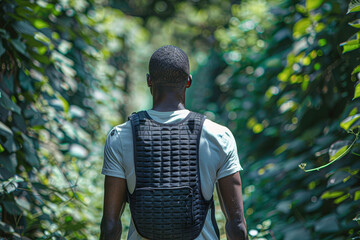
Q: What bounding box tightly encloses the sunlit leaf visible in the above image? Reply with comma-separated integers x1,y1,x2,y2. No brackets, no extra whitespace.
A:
56,93,69,113
306,0,324,11
0,221,14,233
352,65,360,75
340,32,360,53
347,0,360,13
341,40,360,53
353,81,360,100
3,181,17,193
334,193,349,204
33,19,49,29
354,214,360,222
293,18,312,39
69,144,88,158
15,197,31,211
340,114,360,130
253,123,264,134
354,190,360,201
349,19,360,28
35,32,51,44
274,144,288,155
329,140,351,161
321,191,344,199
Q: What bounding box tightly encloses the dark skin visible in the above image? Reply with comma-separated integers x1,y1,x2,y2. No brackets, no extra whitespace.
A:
100,74,248,240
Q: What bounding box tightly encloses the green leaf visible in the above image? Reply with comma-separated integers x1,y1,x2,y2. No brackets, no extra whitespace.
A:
22,134,39,168
2,201,22,215
340,32,360,53
353,65,360,75
0,41,5,57
13,113,26,133
329,140,350,161
0,123,18,153
354,190,360,201
306,0,324,11
0,29,9,39
33,19,49,29
327,171,351,187
12,21,37,35
56,93,69,113
0,122,12,137
348,0,360,13
349,19,360,28
0,89,21,114
341,40,360,53
334,193,349,204
3,181,17,193
10,39,26,55
340,114,360,131
354,81,360,100
1,153,17,176
0,221,14,233
3,74,14,94
15,197,30,211
315,215,340,233
293,18,312,39
321,191,344,199
19,71,34,92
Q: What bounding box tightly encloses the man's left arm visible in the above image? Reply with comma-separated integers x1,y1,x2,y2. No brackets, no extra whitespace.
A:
100,176,127,240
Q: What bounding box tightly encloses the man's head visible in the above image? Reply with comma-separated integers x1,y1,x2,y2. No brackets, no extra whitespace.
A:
148,45,191,89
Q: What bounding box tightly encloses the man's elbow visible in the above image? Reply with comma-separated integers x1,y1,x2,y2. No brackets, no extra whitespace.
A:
225,220,248,240
100,218,122,240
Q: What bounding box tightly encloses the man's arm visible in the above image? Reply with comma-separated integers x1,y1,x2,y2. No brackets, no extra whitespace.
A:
100,176,127,240
217,172,248,240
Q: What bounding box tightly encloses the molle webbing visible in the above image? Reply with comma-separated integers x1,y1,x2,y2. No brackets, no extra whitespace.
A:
128,111,210,240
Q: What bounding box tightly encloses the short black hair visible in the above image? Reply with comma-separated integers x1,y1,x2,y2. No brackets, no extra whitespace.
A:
149,45,189,88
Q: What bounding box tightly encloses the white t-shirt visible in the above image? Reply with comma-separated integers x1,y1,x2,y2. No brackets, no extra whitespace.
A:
102,109,242,240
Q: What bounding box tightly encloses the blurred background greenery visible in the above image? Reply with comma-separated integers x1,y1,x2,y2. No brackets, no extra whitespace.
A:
0,0,360,239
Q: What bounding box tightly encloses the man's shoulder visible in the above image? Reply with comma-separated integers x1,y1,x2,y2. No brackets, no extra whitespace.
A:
202,118,235,145
107,120,132,138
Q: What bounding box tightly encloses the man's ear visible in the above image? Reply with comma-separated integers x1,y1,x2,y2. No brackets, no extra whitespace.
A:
186,75,192,88
147,73,152,87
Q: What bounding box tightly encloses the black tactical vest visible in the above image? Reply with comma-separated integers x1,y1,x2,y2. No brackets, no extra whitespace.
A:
128,111,219,240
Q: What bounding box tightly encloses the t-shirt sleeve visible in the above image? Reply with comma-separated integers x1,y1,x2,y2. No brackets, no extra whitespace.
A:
101,127,126,179
216,128,243,180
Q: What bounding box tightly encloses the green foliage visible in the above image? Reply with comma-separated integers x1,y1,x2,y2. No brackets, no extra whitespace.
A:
189,0,360,239
1,0,360,239
0,0,148,238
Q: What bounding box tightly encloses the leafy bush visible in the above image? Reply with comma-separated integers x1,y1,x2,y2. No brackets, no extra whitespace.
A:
0,0,141,238
189,0,360,239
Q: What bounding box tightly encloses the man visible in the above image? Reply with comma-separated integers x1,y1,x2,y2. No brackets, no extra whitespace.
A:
100,45,248,240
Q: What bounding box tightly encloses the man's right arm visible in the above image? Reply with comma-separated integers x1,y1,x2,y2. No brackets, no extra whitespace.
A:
217,172,248,240
100,176,127,240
